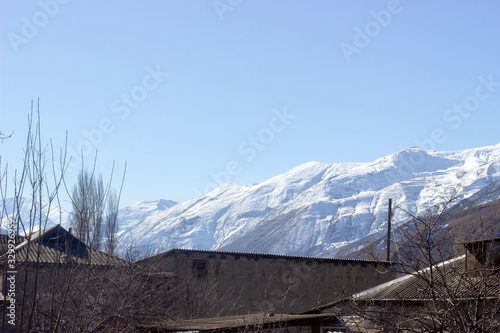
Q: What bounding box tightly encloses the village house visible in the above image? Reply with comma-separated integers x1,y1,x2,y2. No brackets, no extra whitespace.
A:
305,238,500,332
136,248,396,318
0,225,128,331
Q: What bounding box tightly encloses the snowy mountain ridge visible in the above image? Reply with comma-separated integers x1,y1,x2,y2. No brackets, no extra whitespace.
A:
115,143,500,257
3,143,500,259
0,197,71,233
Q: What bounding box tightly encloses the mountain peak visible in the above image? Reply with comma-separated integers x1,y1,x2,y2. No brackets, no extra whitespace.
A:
6,143,500,259
112,143,500,257
157,199,178,210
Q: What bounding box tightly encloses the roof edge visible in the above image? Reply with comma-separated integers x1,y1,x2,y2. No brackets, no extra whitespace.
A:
136,247,397,265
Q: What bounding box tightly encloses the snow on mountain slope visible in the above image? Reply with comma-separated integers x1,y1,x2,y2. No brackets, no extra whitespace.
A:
115,162,332,255
115,199,177,251
116,143,500,258
0,197,71,233
4,144,499,258
117,199,177,230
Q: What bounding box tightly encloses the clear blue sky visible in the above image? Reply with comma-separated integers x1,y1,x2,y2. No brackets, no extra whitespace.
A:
1,1,500,209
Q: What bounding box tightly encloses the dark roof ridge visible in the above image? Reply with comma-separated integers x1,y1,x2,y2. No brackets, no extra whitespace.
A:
1,225,129,267
15,224,79,250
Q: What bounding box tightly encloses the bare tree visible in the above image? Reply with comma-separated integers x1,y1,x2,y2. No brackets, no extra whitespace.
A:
0,101,70,331
71,169,106,250
0,102,155,332
105,188,119,255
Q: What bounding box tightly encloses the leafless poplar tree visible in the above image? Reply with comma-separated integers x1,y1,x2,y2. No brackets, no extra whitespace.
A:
71,169,105,249
105,188,119,255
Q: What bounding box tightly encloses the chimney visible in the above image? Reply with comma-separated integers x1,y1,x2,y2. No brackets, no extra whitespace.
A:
386,198,392,261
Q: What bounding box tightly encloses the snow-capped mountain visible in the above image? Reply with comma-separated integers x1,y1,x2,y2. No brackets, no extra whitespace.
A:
115,199,177,248
4,143,500,259
114,143,500,258
1,197,71,233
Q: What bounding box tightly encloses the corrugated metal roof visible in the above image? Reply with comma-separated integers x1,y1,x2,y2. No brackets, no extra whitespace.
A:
14,242,128,266
141,313,339,332
0,234,25,243
352,254,500,302
138,248,396,265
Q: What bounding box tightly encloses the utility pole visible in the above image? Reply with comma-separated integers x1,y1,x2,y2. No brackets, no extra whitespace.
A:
386,198,392,261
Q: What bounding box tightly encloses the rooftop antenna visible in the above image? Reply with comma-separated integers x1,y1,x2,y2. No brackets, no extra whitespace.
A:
386,198,392,261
